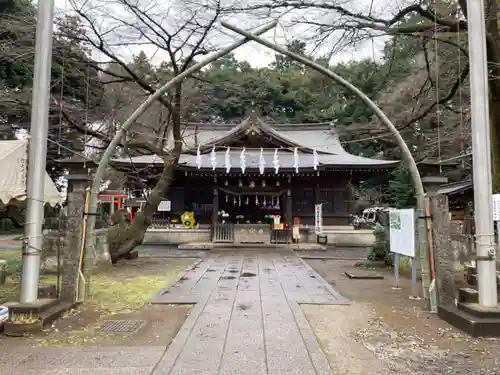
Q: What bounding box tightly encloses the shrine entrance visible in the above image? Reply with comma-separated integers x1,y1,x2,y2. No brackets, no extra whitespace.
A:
212,178,292,244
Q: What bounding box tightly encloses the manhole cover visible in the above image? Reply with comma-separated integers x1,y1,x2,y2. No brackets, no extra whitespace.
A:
97,320,145,333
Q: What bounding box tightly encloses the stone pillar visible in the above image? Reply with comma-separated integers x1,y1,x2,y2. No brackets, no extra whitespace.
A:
60,173,91,302
429,193,456,306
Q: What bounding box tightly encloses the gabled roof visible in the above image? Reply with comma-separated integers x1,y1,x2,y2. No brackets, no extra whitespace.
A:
114,115,399,170
112,148,398,169
170,116,352,155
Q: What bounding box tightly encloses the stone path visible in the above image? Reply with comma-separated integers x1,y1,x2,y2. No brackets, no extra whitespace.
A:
1,251,348,375
151,251,348,375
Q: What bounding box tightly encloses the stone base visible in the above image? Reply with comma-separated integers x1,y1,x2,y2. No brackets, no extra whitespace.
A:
438,302,500,337
344,270,384,280
178,242,326,251
2,298,74,335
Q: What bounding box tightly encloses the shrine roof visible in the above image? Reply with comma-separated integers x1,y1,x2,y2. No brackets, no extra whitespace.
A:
112,149,398,169
113,116,399,169
165,116,353,155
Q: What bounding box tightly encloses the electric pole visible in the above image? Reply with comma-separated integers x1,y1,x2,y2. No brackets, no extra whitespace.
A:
466,0,498,306
19,0,55,303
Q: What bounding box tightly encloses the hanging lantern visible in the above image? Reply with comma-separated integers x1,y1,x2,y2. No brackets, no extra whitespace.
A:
225,194,228,203
249,180,255,188
196,145,202,169
240,147,246,174
255,195,259,205
233,197,237,205
276,180,280,187
246,196,249,205
293,147,299,173
210,146,217,170
261,179,266,187
263,196,267,206
238,179,243,187
225,180,229,186
273,149,280,174
238,196,241,206
259,147,265,175
270,196,274,206
225,146,231,173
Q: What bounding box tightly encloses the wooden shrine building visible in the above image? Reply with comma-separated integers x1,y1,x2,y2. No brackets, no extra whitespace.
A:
112,116,399,244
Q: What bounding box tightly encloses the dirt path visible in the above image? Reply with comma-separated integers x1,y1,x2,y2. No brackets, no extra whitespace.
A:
304,259,500,375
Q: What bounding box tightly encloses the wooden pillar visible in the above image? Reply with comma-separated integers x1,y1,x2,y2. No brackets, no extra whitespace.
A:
286,189,292,226
212,188,218,240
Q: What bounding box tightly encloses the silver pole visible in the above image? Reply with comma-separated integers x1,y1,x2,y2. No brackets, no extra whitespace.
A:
466,0,498,306
19,0,55,304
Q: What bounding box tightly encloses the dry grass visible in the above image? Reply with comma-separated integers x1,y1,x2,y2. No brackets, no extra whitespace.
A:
0,249,57,304
86,262,187,314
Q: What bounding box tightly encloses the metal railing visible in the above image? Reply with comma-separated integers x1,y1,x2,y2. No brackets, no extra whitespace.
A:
270,228,292,244
213,223,234,243
150,218,171,228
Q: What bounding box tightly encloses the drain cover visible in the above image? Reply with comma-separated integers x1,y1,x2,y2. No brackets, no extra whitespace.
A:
97,320,145,333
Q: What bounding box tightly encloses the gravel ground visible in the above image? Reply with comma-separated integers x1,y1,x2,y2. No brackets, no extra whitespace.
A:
304,259,500,375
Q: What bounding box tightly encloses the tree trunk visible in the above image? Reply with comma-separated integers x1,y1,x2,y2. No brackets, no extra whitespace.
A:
109,83,183,261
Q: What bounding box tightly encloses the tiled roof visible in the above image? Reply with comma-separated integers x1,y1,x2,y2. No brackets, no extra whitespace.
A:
112,149,398,169
436,180,472,195
114,116,399,168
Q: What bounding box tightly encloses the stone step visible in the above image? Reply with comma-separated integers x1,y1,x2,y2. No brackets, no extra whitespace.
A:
438,303,500,337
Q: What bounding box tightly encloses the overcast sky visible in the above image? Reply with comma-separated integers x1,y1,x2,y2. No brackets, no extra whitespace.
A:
53,0,392,67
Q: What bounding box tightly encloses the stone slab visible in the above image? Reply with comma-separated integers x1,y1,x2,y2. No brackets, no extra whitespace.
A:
151,251,344,374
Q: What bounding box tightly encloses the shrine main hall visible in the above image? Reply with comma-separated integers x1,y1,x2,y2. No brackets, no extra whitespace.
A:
113,116,398,245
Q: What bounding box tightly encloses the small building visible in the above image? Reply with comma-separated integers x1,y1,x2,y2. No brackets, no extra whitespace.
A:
436,179,473,222
112,116,399,244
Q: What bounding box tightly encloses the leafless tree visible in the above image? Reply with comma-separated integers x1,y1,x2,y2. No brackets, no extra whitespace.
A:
63,0,223,258
223,0,475,166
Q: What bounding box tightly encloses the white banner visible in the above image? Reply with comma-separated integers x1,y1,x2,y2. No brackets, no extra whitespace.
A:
314,204,323,234
493,194,500,221
389,208,416,257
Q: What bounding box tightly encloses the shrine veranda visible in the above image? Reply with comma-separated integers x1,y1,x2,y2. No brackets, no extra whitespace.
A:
112,116,398,244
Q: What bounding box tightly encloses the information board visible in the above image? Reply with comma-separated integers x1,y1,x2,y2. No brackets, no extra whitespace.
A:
389,208,416,257
157,200,171,212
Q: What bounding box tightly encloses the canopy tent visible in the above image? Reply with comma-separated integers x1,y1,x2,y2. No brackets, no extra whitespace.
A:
0,140,63,208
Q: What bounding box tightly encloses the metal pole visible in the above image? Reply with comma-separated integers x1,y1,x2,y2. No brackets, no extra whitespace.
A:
392,253,400,290
466,0,498,306
221,22,432,305
19,0,55,304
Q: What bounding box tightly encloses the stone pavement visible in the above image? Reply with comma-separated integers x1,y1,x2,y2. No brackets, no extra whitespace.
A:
150,251,348,374
2,251,348,375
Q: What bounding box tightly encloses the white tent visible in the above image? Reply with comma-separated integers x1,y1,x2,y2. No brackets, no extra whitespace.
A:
0,140,63,208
